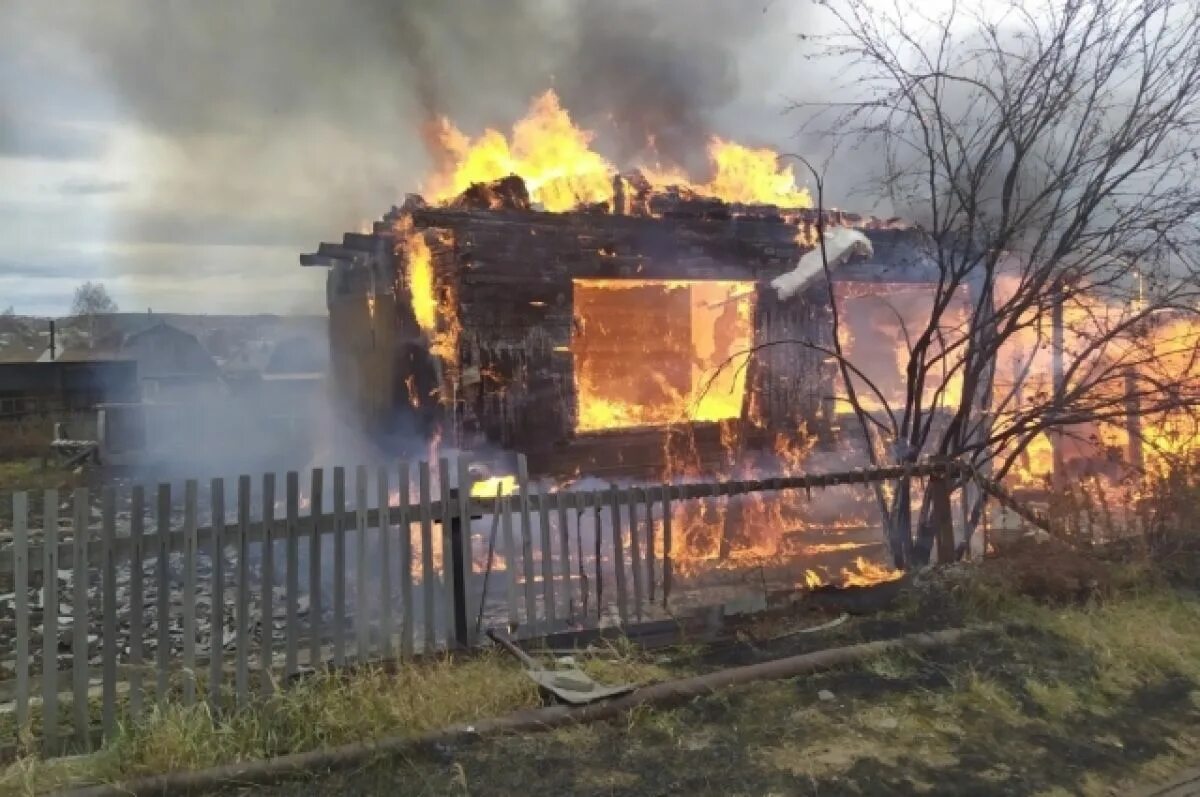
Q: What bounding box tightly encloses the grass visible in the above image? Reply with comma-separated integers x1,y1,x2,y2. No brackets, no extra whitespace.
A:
7,547,1200,795
255,579,1200,796
0,642,673,796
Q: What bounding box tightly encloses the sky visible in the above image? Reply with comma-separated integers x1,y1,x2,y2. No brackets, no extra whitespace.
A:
0,0,878,317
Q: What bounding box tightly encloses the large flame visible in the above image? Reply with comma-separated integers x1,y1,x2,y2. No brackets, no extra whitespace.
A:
425,91,615,212
421,90,812,212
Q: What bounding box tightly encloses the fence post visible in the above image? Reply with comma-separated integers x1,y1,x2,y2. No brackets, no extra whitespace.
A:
209,478,225,713
308,468,324,670
261,473,276,695
437,457,457,648
155,484,171,705
332,467,346,668
42,489,59,756
661,483,673,609
397,461,414,658
418,461,436,651
355,465,369,661
378,466,394,659
101,486,117,742
13,493,29,735
128,485,145,719
285,472,299,678
447,456,473,649
72,487,89,750
235,475,251,706
182,480,198,706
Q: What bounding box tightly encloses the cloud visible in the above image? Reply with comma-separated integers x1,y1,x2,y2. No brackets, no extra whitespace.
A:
57,177,129,195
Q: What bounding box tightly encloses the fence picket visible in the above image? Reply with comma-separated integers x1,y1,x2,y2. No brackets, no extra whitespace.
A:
101,487,117,741
332,467,346,667
555,491,572,622
236,475,251,705
437,457,455,648
455,456,475,647
608,485,629,626
182,480,198,706
285,472,299,677
261,473,276,695
209,478,225,712
308,468,324,670
355,466,369,660
645,486,656,604
41,489,58,755
129,486,145,719
628,487,644,621
13,493,28,734
592,491,603,619
72,487,89,749
378,467,393,658
155,484,170,704
537,486,556,629
573,491,589,619
398,462,414,658
500,496,519,631
516,456,538,634
418,462,436,652
661,483,673,608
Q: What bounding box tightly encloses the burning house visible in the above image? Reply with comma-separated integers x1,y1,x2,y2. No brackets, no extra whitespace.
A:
302,192,938,478
300,93,946,481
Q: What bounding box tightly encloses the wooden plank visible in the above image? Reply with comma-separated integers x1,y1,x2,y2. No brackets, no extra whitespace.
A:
418,461,436,652
128,486,145,719
516,455,538,634
437,457,455,648
556,487,573,622
455,456,475,647
155,484,171,704
235,475,251,706
285,472,299,678
355,465,369,661
500,496,519,631
397,462,413,659
661,483,673,609
573,492,590,619
308,468,324,671
209,478,225,712
592,491,603,619
332,466,346,667
608,484,629,626
100,486,117,741
378,467,393,659
12,493,29,734
41,489,58,755
537,486,556,629
260,473,276,696
182,480,198,706
628,486,644,621
645,486,657,605
72,487,90,749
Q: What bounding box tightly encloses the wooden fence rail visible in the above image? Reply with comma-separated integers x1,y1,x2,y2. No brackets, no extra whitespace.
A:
0,456,962,759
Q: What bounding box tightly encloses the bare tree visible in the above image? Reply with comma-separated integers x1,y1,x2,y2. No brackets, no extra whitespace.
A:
71,281,119,346
796,0,1200,565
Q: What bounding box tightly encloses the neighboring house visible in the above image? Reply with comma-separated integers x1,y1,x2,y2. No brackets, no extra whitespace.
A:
0,359,140,457
119,322,221,401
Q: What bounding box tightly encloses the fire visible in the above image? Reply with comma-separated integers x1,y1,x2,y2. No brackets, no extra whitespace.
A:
421,89,811,213
398,220,436,334
701,138,812,207
470,475,518,498
573,279,756,432
425,90,615,212
839,556,903,587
